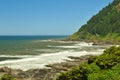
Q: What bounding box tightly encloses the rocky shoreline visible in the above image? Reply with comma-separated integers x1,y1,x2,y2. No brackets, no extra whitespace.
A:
0,55,91,80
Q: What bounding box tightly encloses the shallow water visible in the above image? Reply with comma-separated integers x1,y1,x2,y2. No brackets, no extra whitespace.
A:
0,36,110,70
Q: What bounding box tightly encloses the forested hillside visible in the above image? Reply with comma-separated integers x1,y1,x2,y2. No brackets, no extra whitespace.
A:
69,0,120,43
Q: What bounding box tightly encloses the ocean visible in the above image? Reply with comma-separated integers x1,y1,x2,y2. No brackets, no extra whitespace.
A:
0,36,110,70
0,35,68,55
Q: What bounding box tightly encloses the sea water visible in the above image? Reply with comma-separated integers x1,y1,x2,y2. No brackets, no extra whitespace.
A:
0,36,110,71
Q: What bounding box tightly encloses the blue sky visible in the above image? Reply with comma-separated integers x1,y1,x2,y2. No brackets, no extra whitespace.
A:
0,0,113,35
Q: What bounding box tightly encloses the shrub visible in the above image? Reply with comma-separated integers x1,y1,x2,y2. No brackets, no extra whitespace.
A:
56,63,100,80
0,74,15,80
56,46,120,80
88,63,120,80
95,46,120,69
88,55,98,64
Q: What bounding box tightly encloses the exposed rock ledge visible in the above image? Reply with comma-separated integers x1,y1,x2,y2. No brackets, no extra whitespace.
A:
0,55,90,80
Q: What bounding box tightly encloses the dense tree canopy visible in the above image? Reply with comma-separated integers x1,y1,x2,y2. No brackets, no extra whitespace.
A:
69,0,120,43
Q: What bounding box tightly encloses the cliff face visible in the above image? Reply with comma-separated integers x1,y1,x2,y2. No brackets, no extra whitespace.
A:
69,0,120,43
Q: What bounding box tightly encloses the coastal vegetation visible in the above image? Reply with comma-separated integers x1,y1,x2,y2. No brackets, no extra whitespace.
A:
57,0,120,79
0,74,15,80
56,46,120,80
68,0,120,44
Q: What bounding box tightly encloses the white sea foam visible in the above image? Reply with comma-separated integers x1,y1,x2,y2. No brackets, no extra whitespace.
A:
53,46,80,48
33,40,53,43
40,40,53,42
50,42,93,49
36,40,79,44
0,49,104,71
75,42,93,46
0,55,32,58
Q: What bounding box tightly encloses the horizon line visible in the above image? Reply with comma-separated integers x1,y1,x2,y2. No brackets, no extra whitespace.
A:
0,35,70,36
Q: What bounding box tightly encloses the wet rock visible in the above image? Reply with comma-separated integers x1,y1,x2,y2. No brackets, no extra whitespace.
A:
0,55,91,80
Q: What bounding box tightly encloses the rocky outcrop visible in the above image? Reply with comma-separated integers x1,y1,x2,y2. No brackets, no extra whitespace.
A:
0,55,90,80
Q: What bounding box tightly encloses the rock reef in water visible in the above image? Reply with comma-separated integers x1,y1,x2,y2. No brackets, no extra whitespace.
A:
0,55,90,80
